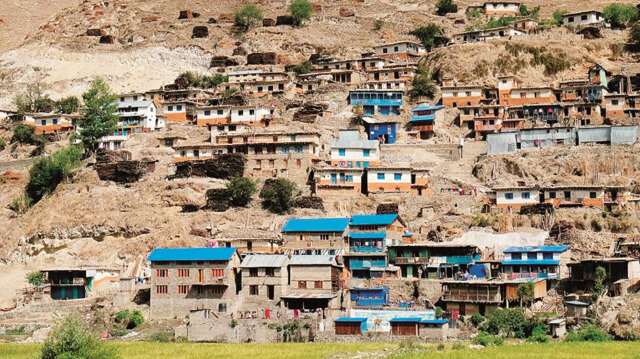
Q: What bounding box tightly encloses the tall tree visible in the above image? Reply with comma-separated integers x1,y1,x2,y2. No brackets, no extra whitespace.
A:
14,82,54,114
77,78,119,153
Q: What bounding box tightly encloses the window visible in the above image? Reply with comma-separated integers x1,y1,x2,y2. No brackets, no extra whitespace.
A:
249,109,254,115
298,281,307,289
549,191,556,199
521,192,530,199
527,253,537,260
217,109,224,115
212,269,224,277
394,173,402,180
250,285,259,295
363,149,370,157
382,48,388,53
167,105,173,111
266,268,275,277
155,285,168,294
511,253,522,260
320,234,329,240
612,100,619,106
505,192,514,200
238,110,244,116
218,303,227,312
543,252,553,260
377,173,385,180
204,110,211,116
156,269,168,277
314,281,323,289
338,149,345,156
178,285,189,294
294,146,303,153
52,119,58,125
178,269,190,277
176,105,183,111
296,159,301,167
281,146,290,154
590,191,597,198
249,268,258,277
394,46,399,52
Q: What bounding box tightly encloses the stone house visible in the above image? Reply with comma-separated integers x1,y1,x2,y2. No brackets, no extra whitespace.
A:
239,254,289,311
147,247,241,319
373,42,425,60
330,129,381,168
283,255,343,311
501,245,571,280
281,218,350,255
24,113,76,135
313,167,364,196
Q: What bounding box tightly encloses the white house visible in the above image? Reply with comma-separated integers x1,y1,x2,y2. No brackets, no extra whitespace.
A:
330,129,381,168
373,42,426,59
562,11,605,27
118,99,160,130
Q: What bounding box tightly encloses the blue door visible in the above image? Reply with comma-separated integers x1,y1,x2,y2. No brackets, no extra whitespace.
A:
331,174,337,184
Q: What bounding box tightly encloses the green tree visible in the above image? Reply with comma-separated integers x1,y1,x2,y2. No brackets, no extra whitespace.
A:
519,4,540,18
11,124,37,144
410,24,445,51
408,65,439,100
289,0,312,26
41,315,118,359
54,96,80,114
14,82,54,114
292,61,312,75
226,177,258,207
517,281,534,307
603,4,639,28
260,178,299,214
551,10,567,26
628,22,640,51
436,0,458,15
77,78,119,153
26,271,44,287
592,266,607,302
25,145,82,204
235,4,264,31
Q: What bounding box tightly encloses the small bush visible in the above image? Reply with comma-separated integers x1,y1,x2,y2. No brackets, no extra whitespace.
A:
147,332,171,342
466,8,483,19
473,331,503,346
470,213,499,228
260,178,299,214
226,177,258,207
373,19,384,30
230,319,238,328
25,145,83,205
113,310,130,324
591,219,603,232
41,315,118,359
436,0,458,15
11,124,37,145
289,0,312,26
128,310,144,329
235,4,263,31
0,137,6,151
410,24,445,51
409,65,438,100
628,23,640,52
26,271,44,286
470,313,485,327
519,4,540,18
9,194,32,213
434,306,443,318
527,324,549,343
292,61,312,75
551,10,567,26
565,324,609,342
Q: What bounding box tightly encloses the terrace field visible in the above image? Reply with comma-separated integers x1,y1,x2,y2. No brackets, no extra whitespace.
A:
2,341,640,359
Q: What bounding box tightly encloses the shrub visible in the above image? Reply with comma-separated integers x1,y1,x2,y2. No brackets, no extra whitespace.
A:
147,332,171,342
628,23,640,52
27,271,44,286
0,137,6,151
226,177,258,207
230,319,238,328
289,0,312,26
470,213,498,228
25,145,83,205
410,24,445,51
292,61,312,75
603,4,639,28
373,19,384,31
566,324,609,342
466,8,483,19
473,331,503,346
54,96,80,114
113,310,130,324
517,281,534,306
11,124,37,145
235,4,263,30
175,72,228,89
14,82,53,114
128,310,144,329
409,65,438,100
527,324,549,343
470,313,485,327
260,178,299,214
481,308,527,337
434,306,443,319
9,194,32,213
519,4,540,18
436,0,458,15
41,315,118,359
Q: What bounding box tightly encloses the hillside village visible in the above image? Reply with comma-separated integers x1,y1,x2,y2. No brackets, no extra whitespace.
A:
4,0,640,348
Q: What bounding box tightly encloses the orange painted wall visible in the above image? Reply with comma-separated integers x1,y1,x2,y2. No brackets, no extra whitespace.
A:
197,117,229,126
165,112,189,122
442,96,483,108
368,182,412,193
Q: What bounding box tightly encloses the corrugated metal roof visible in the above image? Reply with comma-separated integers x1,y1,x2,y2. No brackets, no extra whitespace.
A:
413,105,444,111
389,318,422,323
409,115,435,122
504,245,569,253
331,130,379,150
119,100,153,109
351,214,398,226
282,218,350,232
502,260,559,265
147,247,236,262
240,254,288,268
421,319,449,324
349,232,387,239
289,255,336,266
566,300,589,306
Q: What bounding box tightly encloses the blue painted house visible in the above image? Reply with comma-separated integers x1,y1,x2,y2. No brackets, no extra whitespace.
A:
349,287,390,307
349,90,404,116
409,105,444,139
502,245,570,280
363,117,398,144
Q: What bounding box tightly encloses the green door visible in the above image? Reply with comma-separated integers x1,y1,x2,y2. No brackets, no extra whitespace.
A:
407,265,413,278
73,287,78,299
60,287,66,299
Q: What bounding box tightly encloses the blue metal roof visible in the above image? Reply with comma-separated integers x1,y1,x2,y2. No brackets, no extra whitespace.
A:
403,233,413,237
147,247,236,262
413,105,444,111
349,232,387,239
350,287,389,292
334,317,368,322
502,260,560,266
409,115,436,122
504,245,569,253
282,218,350,232
389,318,423,323
350,214,398,226
421,319,449,324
